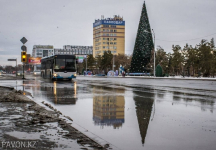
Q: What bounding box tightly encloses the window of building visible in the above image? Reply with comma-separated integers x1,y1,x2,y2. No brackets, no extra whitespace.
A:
110,29,113,32
107,38,109,40
114,38,117,40
103,29,105,32
107,42,109,44
114,34,117,36
114,46,117,49
104,25,109,28
114,42,117,45
106,34,109,36
106,29,109,32
110,38,113,40
110,34,113,36
103,38,106,40
103,46,105,49
114,30,117,32
103,42,106,44
113,51,117,53
110,42,113,44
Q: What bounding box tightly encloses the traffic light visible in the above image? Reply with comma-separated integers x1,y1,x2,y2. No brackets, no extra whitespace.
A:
21,51,27,62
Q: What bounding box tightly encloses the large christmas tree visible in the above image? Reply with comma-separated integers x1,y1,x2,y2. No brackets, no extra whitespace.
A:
130,1,154,73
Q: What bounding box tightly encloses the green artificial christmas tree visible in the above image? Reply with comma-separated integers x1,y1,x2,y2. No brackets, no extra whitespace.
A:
130,1,154,73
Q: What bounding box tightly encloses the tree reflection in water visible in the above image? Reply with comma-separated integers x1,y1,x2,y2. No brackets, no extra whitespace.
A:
133,90,154,144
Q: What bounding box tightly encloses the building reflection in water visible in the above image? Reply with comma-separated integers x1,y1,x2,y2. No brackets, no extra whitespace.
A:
93,87,125,129
40,81,77,105
133,90,154,145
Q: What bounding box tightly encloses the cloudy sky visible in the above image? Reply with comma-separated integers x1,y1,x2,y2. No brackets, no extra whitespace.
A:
0,0,216,66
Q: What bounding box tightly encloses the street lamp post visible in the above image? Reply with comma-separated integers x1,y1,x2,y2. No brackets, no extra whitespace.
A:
152,29,155,77
86,56,87,73
113,55,116,71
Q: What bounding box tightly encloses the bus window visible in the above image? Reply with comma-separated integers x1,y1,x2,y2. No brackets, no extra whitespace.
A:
55,59,65,69
65,59,75,69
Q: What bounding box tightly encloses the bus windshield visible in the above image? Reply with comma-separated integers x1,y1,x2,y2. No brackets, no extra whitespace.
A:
54,58,76,71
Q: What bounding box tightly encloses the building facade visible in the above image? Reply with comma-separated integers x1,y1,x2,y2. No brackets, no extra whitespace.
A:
32,45,54,58
54,45,93,55
93,15,125,57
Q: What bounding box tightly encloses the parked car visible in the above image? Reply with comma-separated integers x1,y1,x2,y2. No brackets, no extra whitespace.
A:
33,70,41,76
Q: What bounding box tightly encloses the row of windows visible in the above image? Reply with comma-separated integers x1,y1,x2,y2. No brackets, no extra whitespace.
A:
63,46,92,49
104,25,116,28
95,42,117,46
103,46,117,49
95,33,117,38
95,38,117,42
95,29,117,34
103,42,117,45
103,33,117,36
55,49,92,52
95,107,117,111
94,24,119,30
102,112,116,115
95,25,102,29
103,29,117,32
95,46,117,50
36,50,53,52
95,50,117,54
55,51,93,55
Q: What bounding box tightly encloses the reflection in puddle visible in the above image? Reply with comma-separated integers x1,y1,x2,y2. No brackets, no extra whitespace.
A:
40,81,77,105
93,87,125,129
133,90,154,144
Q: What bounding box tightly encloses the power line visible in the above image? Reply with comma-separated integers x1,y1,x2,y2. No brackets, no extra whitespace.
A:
156,33,216,42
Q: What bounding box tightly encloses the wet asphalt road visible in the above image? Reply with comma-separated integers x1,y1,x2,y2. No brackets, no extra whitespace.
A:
0,75,216,150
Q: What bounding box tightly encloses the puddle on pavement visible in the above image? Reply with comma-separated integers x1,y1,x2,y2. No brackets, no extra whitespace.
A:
1,79,216,150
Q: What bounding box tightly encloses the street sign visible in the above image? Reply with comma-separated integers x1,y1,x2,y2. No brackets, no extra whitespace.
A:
20,37,28,44
21,45,27,51
8,59,16,61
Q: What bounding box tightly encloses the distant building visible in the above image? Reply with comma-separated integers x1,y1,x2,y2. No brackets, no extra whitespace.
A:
93,15,125,57
54,45,93,55
32,45,54,58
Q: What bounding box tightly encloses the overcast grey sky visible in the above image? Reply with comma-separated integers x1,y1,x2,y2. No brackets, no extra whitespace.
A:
0,0,216,66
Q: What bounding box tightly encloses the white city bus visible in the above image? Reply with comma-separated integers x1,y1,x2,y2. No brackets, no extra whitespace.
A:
41,55,77,80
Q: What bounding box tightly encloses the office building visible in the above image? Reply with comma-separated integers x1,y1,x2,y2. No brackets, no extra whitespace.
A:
32,45,54,58
54,45,93,55
93,15,125,57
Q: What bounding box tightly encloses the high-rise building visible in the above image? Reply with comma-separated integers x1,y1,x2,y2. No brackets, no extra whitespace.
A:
93,15,125,57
